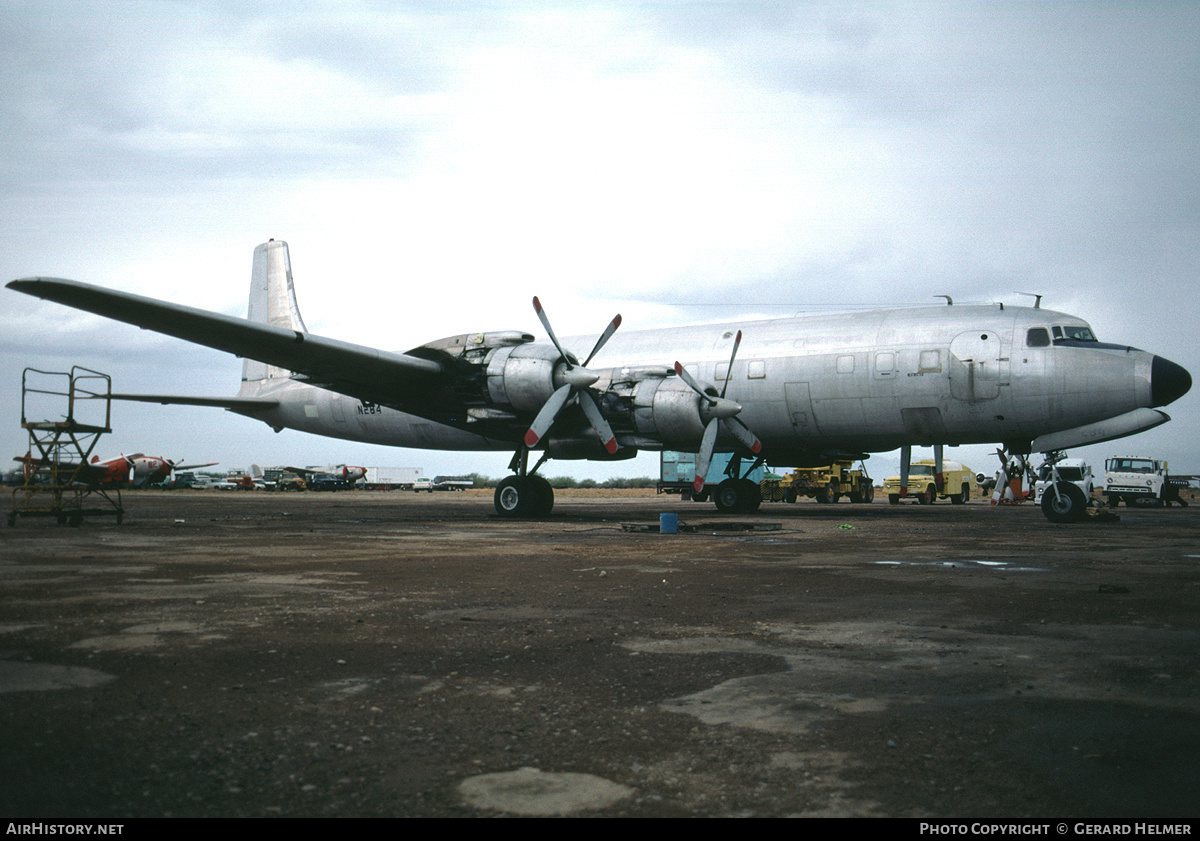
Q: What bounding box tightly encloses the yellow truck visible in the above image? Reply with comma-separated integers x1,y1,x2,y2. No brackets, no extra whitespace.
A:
883,460,975,505
765,460,874,504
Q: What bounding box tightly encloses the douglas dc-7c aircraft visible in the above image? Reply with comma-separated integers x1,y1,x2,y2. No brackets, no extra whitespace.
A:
8,240,1192,523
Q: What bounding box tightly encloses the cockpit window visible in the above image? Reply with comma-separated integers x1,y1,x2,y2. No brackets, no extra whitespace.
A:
1052,324,1097,342
1026,328,1050,347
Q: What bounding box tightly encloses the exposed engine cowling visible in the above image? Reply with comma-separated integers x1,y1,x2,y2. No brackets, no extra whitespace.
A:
485,343,572,414
629,377,708,445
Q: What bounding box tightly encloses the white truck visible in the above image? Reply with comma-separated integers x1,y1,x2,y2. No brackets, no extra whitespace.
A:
1103,456,1168,508
1033,458,1094,505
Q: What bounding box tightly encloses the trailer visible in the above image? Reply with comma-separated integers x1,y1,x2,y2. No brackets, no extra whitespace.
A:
659,451,765,501
363,466,427,490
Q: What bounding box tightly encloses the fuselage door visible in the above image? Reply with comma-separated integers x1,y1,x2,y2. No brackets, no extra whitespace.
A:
785,381,819,436
949,330,1005,401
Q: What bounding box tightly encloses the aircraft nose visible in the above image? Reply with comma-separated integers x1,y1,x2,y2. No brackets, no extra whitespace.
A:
1151,355,1192,407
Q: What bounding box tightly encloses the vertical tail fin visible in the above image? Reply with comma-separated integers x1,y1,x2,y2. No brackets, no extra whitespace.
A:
242,239,307,383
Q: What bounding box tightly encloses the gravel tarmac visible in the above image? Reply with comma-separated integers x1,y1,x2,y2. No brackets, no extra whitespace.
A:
1,489,1197,818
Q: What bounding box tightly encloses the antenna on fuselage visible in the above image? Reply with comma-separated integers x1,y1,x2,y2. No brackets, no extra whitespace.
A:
934,295,953,305
1017,292,1044,308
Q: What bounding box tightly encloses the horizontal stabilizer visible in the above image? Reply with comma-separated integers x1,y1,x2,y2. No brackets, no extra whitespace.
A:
108,393,279,411
1030,408,1170,453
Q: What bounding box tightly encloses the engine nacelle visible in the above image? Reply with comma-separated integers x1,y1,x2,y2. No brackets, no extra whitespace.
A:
485,344,569,413
629,378,706,446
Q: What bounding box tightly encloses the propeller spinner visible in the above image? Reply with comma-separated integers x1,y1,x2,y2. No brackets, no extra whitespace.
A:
523,297,622,455
674,330,762,493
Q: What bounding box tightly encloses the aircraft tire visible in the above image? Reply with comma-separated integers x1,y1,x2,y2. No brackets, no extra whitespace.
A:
713,478,748,514
738,478,763,512
1041,481,1088,523
528,475,554,517
494,476,546,519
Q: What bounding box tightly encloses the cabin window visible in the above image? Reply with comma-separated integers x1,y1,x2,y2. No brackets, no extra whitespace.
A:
748,360,766,379
918,350,941,372
714,362,730,381
1027,328,1050,347
836,355,854,374
875,352,895,375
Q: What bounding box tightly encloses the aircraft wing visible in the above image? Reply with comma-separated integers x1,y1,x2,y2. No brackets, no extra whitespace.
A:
8,277,448,409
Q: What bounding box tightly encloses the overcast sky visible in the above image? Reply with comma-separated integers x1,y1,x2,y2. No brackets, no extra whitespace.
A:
3,1,1198,484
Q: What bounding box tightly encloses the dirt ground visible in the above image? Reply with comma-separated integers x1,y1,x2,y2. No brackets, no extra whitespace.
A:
1,489,1198,818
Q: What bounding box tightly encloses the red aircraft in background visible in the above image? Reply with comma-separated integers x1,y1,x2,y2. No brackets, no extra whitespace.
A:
11,453,217,487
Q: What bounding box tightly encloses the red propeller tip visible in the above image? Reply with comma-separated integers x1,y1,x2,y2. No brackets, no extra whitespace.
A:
524,429,540,447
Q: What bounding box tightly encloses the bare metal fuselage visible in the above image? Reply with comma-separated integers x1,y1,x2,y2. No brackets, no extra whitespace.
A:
240,303,1165,462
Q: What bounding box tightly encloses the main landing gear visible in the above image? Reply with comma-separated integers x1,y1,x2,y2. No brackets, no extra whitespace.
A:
494,474,554,518
705,453,765,514
712,476,762,514
494,446,554,518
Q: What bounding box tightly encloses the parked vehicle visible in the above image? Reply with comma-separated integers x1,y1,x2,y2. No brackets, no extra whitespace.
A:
883,460,975,505
1033,458,1094,504
766,460,873,504
1104,456,1169,507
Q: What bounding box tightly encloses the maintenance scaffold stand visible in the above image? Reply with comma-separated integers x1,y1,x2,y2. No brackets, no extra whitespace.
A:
9,366,124,527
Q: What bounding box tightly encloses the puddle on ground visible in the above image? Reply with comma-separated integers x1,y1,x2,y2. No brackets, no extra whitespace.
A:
872,559,1049,572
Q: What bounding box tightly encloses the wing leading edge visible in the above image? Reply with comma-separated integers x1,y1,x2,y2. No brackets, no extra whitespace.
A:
7,277,447,410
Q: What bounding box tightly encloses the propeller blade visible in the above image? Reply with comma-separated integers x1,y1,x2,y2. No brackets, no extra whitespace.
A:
673,362,715,406
673,361,739,417
722,417,762,455
582,314,622,367
719,330,742,399
694,419,719,494
528,298,626,458
992,464,1008,504
532,296,572,368
524,383,573,448
579,391,619,455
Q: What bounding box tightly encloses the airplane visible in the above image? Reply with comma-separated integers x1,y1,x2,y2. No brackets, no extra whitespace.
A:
285,464,368,484
7,239,1192,523
11,452,217,488
126,455,219,487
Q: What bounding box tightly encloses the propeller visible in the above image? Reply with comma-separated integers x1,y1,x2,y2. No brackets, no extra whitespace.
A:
991,448,1028,504
674,330,763,493
523,297,622,455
